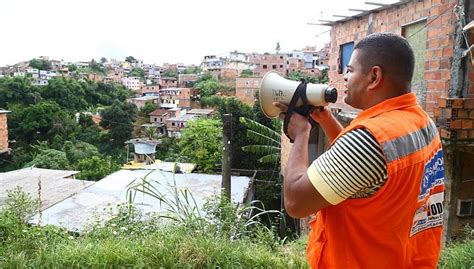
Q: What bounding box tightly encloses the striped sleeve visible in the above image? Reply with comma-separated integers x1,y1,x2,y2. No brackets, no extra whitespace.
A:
307,128,388,205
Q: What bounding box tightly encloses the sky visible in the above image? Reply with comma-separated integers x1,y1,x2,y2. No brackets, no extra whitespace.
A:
0,0,396,67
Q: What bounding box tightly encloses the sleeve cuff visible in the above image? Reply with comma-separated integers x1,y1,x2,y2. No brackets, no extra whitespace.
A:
307,164,344,205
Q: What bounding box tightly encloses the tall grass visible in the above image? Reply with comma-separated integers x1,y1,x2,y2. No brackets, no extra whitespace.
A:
438,225,474,269
0,181,307,268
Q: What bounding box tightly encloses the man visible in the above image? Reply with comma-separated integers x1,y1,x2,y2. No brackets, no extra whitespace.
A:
275,33,445,268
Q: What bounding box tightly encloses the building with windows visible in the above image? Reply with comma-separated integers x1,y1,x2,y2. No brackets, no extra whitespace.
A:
122,76,141,91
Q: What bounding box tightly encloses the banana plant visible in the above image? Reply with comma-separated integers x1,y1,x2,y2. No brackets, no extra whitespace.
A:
239,117,281,164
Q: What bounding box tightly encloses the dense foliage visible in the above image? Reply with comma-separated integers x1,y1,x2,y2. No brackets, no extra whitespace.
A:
178,119,222,173
0,76,132,174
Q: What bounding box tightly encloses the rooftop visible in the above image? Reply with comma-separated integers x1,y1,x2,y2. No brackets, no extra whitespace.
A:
187,109,214,115
31,169,252,231
0,167,94,211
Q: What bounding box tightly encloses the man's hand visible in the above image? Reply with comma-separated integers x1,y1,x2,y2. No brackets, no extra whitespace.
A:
310,106,333,124
272,102,311,141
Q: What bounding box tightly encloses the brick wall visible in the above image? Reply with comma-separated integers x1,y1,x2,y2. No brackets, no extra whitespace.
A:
253,54,287,76
327,0,458,116
435,97,474,139
235,77,262,104
0,113,9,153
140,85,160,95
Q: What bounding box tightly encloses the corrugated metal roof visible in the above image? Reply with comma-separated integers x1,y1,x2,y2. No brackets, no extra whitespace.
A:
314,0,410,26
0,167,93,211
31,169,252,232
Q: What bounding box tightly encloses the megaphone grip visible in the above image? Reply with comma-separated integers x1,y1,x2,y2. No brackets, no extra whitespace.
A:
284,81,309,143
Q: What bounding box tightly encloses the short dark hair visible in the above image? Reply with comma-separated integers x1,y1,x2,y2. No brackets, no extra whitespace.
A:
354,32,415,83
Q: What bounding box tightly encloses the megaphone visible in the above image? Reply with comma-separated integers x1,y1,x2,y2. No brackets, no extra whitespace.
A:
259,71,337,118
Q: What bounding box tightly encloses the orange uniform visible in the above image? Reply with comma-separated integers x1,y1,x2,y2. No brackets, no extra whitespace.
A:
307,93,445,268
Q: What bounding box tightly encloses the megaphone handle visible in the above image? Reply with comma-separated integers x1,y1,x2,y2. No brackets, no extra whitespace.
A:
284,81,309,143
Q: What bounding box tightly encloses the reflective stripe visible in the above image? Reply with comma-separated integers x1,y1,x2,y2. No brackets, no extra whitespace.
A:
382,119,438,163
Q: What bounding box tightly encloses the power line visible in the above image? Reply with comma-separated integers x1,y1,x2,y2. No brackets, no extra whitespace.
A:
406,2,456,40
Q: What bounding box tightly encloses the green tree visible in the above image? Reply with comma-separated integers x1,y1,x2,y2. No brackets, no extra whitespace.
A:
29,58,52,71
240,69,253,77
26,149,70,169
138,101,160,118
100,101,137,146
125,56,137,63
100,57,107,64
162,69,178,79
0,77,41,107
184,66,201,74
178,119,222,173
319,68,329,84
40,77,88,112
89,59,106,75
8,101,76,144
130,67,145,79
77,156,120,181
63,141,100,165
287,71,318,84
195,77,220,97
275,42,281,54
212,97,258,169
67,64,77,72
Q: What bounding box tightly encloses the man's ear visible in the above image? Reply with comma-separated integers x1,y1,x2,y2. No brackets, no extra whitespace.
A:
367,66,383,90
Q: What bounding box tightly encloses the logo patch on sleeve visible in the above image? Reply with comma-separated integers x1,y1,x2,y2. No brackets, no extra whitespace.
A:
410,149,445,237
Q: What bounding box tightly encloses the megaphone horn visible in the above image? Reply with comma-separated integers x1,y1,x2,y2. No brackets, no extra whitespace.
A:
259,71,337,118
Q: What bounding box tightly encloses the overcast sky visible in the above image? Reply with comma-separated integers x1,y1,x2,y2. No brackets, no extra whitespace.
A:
0,0,397,66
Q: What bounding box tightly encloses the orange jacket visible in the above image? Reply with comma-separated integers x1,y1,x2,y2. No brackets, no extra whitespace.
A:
307,93,445,268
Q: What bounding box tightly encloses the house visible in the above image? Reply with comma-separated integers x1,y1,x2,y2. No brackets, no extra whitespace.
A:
252,53,287,77
122,76,141,91
186,108,215,118
0,110,10,154
159,77,178,88
281,0,474,239
178,74,199,87
158,87,197,108
140,85,160,96
131,96,160,110
166,114,198,137
236,76,262,104
148,108,170,124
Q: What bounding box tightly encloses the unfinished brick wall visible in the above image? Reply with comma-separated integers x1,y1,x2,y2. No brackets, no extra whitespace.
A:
435,97,474,139
235,77,262,104
327,0,457,116
0,113,8,153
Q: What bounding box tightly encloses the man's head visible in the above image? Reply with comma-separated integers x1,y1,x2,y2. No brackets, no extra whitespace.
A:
343,32,415,109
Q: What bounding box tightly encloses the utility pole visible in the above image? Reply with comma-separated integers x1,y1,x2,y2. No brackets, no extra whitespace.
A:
221,114,232,200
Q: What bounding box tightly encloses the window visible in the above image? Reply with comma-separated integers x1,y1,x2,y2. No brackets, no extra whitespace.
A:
280,65,283,68
339,42,354,74
402,19,427,99
272,65,277,69
263,65,267,69
280,56,283,59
